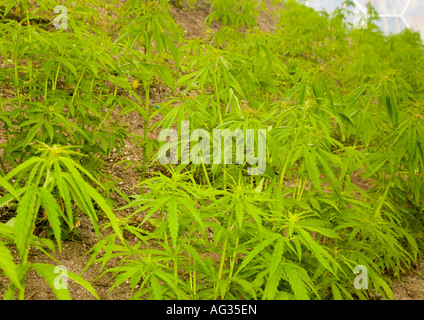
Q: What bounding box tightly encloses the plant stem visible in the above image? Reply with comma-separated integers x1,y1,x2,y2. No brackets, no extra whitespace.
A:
374,178,392,219
214,213,233,299
201,160,212,189
214,232,228,299
14,56,22,109
71,66,87,105
228,229,239,280
25,6,33,87
142,83,150,180
214,72,223,125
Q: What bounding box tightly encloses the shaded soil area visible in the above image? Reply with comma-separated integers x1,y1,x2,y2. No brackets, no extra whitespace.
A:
0,0,423,300
392,259,424,300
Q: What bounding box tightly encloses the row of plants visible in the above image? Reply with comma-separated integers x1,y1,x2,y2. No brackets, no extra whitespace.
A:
0,0,423,299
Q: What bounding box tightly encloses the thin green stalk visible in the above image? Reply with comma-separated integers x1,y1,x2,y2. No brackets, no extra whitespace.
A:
142,83,150,180
279,124,302,188
14,56,22,109
94,105,114,134
296,162,307,201
17,196,41,300
17,267,26,300
192,258,197,299
25,6,33,87
160,208,170,268
214,213,233,299
213,72,223,125
228,228,239,281
173,248,178,285
374,178,393,219
201,160,212,189
214,232,229,299
0,157,7,176
223,167,227,190
186,238,197,299
44,77,48,101
89,76,95,94
53,53,65,91
0,99,7,173
71,66,87,105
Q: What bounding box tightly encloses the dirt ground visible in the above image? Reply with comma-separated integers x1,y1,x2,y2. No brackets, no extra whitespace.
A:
0,0,424,300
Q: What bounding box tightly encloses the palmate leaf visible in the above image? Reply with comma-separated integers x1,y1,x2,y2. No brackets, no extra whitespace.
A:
14,185,40,260
61,172,99,237
39,188,62,252
263,260,283,300
297,228,339,276
22,122,44,149
101,262,141,293
55,114,91,142
85,183,125,244
281,261,316,300
4,157,43,183
315,148,343,197
0,220,56,262
374,275,394,300
127,196,169,224
30,263,99,300
178,196,207,240
60,59,78,80
181,242,213,277
82,234,115,274
154,268,190,300
0,243,23,290
167,197,179,247
303,146,322,192
382,80,399,125
263,237,285,299
231,277,258,299
330,281,343,300
269,236,284,278
346,85,367,107
354,109,376,146
234,232,278,276
150,274,163,300
156,65,176,90
244,201,265,236
296,219,341,240
27,160,45,187
59,156,101,188
0,175,21,201
30,264,72,301
283,75,306,103
0,222,14,241
53,161,73,228
59,163,125,245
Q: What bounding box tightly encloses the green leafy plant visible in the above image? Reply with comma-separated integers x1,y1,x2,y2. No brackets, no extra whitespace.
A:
0,143,125,299
1,0,424,301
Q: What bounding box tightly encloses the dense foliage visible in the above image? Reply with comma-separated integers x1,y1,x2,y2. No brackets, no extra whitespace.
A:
0,0,423,300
